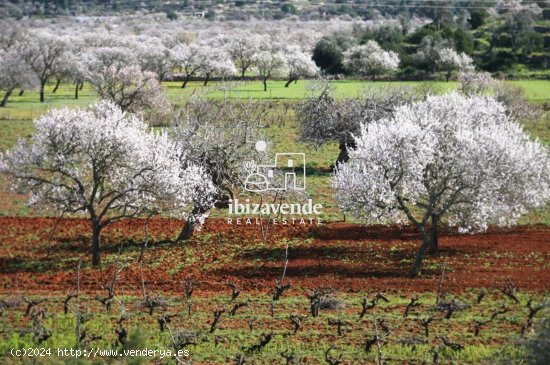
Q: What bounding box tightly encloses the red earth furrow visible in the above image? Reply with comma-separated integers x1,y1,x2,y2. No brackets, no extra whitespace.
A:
0,217,548,295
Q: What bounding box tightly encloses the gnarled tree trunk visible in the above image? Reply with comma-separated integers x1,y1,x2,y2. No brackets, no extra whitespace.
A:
428,214,439,254
52,79,61,93
411,236,431,277
39,82,45,103
176,206,205,242
285,78,296,87
335,140,357,167
0,89,13,107
181,75,191,89
240,68,246,79
91,218,101,267
411,215,440,277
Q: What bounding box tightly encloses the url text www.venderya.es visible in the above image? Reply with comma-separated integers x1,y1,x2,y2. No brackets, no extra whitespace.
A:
10,347,190,359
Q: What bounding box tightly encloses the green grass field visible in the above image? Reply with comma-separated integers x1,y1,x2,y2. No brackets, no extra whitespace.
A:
2,79,550,122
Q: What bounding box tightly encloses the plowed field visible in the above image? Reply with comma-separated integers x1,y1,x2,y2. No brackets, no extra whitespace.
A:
0,217,547,295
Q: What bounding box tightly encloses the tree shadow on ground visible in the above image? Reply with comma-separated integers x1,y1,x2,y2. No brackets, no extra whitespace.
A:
0,256,67,273
305,165,333,177
1,236,178,274
208,261,421,280
311,224,521,241
312,224,420,241
240,245,416,261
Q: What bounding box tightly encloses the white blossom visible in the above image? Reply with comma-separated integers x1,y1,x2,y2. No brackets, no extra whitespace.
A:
0,101,216,266
227,31,264,79
88,65,169,114
333,92,550,275
458,70,495,95
252,51,288,91
458,71,540,120
197,44,236,85
87,46,138,71
15,33,67,102
134,37,175,81
436,47,474,81
171,42,203,88
283,46,319,87
342,40,399,80
0,48,39,106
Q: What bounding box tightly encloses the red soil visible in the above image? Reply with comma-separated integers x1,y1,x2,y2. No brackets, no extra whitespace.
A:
0,217,548,295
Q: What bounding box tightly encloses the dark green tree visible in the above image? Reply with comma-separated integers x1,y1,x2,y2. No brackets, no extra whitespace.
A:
312,32,355,74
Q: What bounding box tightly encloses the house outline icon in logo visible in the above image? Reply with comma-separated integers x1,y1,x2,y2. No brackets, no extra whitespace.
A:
244,152,306,193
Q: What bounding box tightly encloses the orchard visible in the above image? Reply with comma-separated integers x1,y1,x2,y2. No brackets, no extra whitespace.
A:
0,7,549,364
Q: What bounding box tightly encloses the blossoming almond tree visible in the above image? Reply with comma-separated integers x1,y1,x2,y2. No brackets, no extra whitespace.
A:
333,93,550,276
0,101,216,267
436,47,474,81
134,37,175,81
342,40,399,80
198,45,236,86
458,70,540,121
457,70,495,96
171,96,265,240
227,31,263,79
16,33,67,102
87,46,137,70
88,65,169,113
283,46,319,87
253,51,288,92
0,49,39,107
171,43,203,89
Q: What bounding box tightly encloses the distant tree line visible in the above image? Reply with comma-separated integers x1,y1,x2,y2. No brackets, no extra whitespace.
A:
313,0,550,79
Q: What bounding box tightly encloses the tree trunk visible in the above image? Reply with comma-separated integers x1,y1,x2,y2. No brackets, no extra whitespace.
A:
263,78,268,91
19,89,24,96
176,206,206,242
40,82,45,103
411,237,431,277
176,218,194,242
91,219,101,267
285,78,296,87
181,76,190,89
411,215,439,276
335,140,356,166
0,89,12,107
79,82,84,91
74,84,79,99
52,79,61,93
336,142,350,165
428,214,439,254
445,71,451,82
240,67,246,80
203,73,210,86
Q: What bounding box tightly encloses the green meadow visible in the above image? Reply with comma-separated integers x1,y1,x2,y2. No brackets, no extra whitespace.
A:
2,79,550,123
